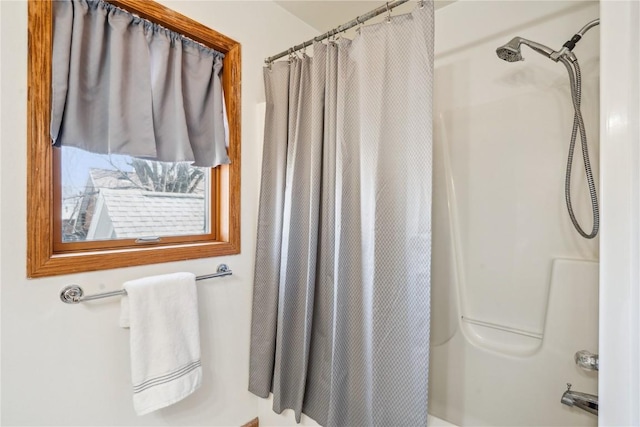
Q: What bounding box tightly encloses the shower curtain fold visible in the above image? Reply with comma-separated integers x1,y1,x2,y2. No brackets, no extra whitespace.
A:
249,4,434,426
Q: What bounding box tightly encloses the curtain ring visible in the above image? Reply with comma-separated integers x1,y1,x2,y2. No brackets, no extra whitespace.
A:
386,2,392,23
356,16,362,34
419,0,425,9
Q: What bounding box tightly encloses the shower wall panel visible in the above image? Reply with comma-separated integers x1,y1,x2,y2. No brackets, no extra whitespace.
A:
430,1,600,425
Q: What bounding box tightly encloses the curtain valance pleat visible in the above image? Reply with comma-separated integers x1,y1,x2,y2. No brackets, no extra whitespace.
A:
51,0,230,168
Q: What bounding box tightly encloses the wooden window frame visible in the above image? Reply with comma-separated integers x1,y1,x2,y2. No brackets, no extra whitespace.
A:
27,0,241,278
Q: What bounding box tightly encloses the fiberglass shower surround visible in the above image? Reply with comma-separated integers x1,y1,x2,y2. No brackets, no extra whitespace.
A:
497,19,600,239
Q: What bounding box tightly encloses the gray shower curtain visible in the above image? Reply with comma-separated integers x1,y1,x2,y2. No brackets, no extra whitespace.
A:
249,4,434,426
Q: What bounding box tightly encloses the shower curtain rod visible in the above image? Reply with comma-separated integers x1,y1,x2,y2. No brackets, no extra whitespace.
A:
265,0,414,64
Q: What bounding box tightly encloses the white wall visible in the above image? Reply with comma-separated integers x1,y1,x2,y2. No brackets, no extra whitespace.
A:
0,1,316,425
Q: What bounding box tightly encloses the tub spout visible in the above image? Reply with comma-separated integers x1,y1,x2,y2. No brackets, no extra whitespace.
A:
561,383,598,416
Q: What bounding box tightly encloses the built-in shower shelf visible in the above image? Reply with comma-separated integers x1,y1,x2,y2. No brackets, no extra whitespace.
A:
462,316,543,339
461,316,544,355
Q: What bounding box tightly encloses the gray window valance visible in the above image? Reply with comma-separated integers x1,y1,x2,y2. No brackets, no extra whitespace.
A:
51,0,230,168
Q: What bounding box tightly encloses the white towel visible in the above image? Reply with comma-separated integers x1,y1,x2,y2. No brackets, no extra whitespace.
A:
120,272,202,416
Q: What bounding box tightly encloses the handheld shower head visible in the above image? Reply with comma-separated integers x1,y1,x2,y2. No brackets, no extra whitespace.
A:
496,37,556,62
496,18,601,239
497,19,599,64
496,38,524,62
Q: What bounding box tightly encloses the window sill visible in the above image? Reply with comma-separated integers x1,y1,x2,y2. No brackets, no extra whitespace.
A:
28,240,240,278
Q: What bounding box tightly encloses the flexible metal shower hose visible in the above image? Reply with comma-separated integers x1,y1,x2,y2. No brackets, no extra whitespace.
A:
559,57,599,239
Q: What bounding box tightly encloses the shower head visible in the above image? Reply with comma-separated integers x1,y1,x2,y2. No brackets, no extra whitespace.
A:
496,37,556,62
497,19,599,64
496,38,524,62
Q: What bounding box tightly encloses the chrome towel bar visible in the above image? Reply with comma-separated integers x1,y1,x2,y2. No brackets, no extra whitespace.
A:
59,264,232,304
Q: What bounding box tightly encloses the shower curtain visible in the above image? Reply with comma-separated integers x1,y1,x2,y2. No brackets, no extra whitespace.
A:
249,4,434,426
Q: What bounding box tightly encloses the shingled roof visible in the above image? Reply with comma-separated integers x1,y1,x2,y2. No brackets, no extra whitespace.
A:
87,188,206,239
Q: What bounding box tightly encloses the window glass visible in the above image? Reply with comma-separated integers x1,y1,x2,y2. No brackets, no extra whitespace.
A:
60,146,210,242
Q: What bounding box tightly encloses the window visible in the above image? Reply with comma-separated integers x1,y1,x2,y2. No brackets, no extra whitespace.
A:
57,148,212,245
27,0,241,278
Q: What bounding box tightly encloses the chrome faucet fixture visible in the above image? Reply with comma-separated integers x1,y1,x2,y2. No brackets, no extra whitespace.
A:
575,350,599,371
561,383,598,416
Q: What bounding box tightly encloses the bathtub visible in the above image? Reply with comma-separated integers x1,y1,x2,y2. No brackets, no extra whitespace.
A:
428,414,457,426
258,394,457,426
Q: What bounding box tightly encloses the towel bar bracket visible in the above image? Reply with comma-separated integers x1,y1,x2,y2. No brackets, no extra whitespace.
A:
59,264,232,304
60,284,84,304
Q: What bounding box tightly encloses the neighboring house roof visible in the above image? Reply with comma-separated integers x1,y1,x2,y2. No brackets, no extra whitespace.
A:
63,167,208,242
87,188,206,240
